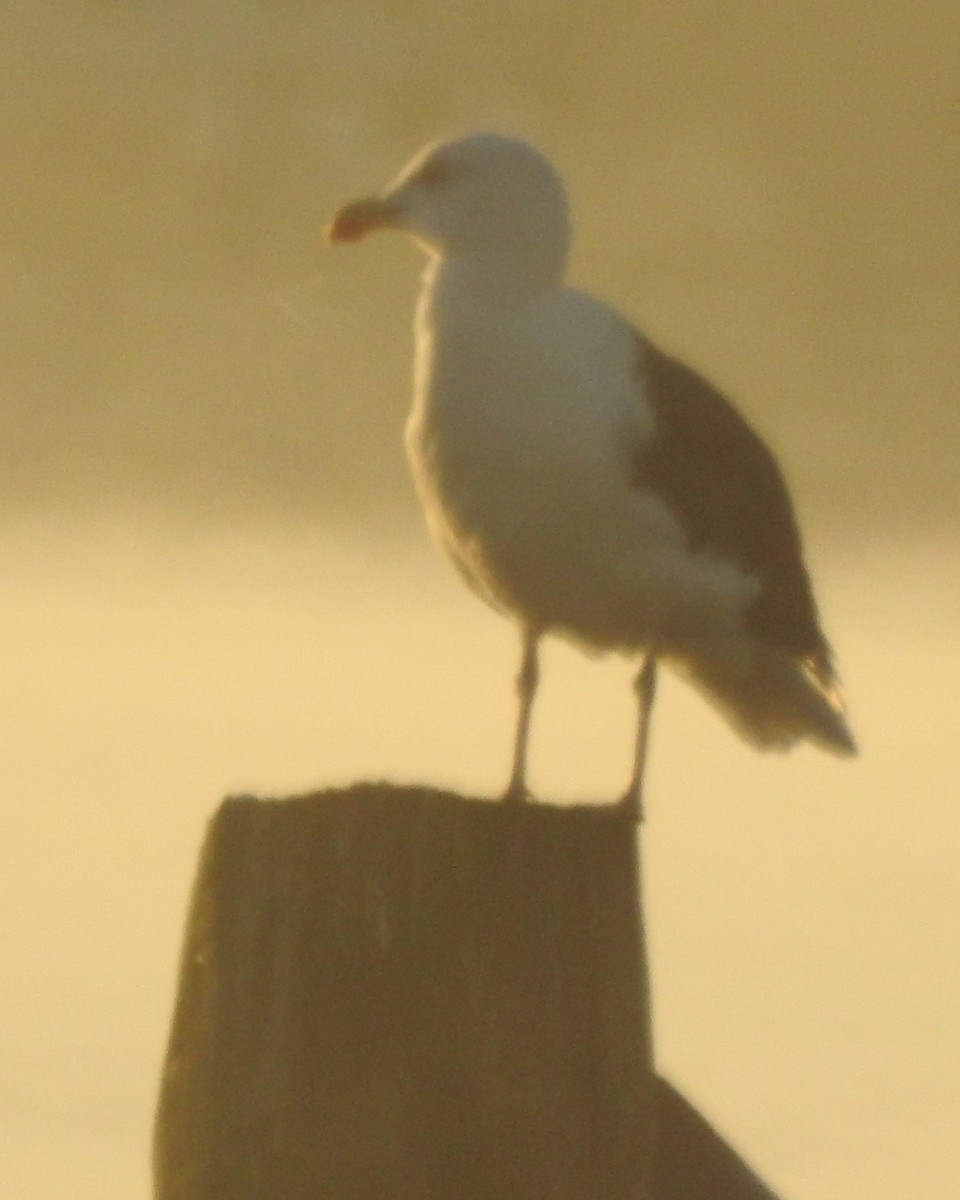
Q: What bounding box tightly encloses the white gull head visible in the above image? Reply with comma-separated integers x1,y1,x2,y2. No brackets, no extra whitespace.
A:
328,132,572,284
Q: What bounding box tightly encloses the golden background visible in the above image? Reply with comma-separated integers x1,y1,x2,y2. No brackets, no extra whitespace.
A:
3,3,958,1196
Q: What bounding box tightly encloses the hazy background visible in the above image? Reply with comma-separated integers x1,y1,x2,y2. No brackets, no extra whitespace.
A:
3,3,958,1196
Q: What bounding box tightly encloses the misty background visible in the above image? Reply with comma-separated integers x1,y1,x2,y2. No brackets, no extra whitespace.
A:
3,3,958,1198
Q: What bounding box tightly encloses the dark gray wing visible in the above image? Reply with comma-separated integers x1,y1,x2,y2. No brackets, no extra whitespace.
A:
633,335,834,677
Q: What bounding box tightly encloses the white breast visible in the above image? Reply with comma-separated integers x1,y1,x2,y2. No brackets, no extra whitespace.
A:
405,260,756,652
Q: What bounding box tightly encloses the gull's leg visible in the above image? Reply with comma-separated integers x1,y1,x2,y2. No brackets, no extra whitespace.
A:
620,654,658,823
503,628,540,804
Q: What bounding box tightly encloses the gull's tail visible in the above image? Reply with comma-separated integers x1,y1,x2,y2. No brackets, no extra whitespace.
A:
675,647,857,756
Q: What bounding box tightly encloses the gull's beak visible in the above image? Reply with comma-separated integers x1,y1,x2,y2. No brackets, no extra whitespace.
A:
326,194,402,243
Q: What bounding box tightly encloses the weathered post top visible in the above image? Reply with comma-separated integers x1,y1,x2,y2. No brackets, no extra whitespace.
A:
155,785,653,1200
155,783,782,1200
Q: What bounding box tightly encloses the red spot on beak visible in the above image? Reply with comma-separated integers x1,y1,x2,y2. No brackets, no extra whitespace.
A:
326,196,396,243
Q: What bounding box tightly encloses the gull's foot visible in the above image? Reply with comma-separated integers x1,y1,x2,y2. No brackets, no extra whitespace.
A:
500,781,532,805
615,786,644,824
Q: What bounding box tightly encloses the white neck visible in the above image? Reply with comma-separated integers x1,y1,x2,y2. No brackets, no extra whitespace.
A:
420,250,560,326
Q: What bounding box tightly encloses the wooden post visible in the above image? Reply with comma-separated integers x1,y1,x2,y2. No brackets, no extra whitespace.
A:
154,784,782,1200
651,1079,782,1200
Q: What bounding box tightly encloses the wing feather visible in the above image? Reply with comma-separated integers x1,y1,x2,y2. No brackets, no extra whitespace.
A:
632,336,835,679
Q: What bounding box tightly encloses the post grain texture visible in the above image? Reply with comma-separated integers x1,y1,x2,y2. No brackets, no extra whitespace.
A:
155,784,784,1200
155,785,654,1200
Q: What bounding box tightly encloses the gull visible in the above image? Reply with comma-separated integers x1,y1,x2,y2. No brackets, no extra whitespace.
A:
327,132,855,818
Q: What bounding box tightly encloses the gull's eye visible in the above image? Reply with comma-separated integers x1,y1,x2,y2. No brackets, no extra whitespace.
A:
417,158,451,188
